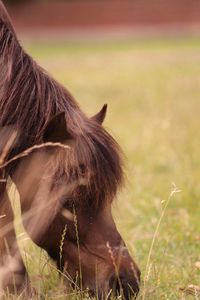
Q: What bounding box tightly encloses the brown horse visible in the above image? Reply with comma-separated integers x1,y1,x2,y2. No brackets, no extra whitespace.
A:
0,1,140,298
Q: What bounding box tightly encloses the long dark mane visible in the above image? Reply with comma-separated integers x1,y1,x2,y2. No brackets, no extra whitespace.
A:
0,1,123,209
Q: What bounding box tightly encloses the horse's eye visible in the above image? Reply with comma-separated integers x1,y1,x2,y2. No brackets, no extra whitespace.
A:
63,200,74,211
79,164,86,175
61,200,79,222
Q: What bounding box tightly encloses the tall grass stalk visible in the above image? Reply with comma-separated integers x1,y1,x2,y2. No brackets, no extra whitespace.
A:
59,225,67,270
142,183,181,300
73,206,83,298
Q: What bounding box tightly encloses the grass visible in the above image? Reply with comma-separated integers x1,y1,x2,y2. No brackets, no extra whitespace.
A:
8,36,200,299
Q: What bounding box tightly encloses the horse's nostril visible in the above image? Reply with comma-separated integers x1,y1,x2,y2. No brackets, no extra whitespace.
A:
109,272,140,299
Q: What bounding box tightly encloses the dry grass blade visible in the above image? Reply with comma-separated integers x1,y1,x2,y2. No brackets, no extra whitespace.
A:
142,183,181,300
0,142,70,169
0,129,18,165
180,284,200,297
59,225,67,270
194,262,200,269
73,206,83,296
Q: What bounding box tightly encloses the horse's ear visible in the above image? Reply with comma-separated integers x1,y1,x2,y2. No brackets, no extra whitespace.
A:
91,104,107,125
43,112,73,143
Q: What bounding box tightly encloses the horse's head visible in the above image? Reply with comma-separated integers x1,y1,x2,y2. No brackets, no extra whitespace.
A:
13,106,140,299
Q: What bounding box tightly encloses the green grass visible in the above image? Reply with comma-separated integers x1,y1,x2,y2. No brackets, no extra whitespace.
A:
11,36,200,299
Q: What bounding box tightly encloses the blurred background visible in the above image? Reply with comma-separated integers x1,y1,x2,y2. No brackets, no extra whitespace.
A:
6,0,200,40
5,0,200,298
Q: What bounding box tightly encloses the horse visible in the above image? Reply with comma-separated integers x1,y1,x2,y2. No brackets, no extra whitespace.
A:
0,1,140,298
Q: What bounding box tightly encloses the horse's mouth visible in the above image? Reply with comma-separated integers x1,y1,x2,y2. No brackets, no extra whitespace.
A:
71,279,139,300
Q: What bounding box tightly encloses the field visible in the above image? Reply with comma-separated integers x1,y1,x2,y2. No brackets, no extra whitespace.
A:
10,37,200,299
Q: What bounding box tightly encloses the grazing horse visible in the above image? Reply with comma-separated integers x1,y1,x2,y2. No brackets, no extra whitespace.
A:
0,1,140,298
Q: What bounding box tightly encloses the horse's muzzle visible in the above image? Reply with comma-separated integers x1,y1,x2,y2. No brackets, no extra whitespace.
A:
109,269,140,299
